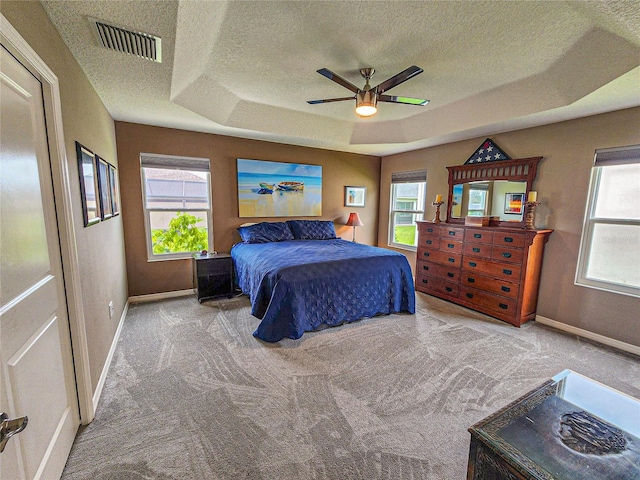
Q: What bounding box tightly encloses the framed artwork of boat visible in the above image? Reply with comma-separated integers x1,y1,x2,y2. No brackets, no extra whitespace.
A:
237,158,322,217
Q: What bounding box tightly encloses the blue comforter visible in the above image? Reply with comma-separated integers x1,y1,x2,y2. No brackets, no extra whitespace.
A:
231,239,415,342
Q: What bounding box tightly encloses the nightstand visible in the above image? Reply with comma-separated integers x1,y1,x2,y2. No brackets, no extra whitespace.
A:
192,252,234,303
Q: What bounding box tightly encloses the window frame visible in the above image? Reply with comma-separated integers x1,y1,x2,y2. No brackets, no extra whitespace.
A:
388,171,427,252
140,154,213,262
575,145,640,298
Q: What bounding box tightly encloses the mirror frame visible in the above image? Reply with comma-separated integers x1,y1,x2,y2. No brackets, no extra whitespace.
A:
445,157,542,227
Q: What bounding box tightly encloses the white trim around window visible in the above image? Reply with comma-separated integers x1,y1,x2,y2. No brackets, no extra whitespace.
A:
575,145,640,298
140,154,213,261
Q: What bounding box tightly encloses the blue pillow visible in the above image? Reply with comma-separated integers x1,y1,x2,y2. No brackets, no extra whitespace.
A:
237,222,294,243
287,220,336,240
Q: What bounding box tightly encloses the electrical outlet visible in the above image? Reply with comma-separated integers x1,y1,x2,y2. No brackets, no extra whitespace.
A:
108,301,114,318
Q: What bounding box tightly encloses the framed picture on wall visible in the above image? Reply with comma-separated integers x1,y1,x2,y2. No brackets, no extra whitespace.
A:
237,158,322,217
345,186,366,207
97,156,113,219
75,142,101,226
108,163,120,215
504,192,524,214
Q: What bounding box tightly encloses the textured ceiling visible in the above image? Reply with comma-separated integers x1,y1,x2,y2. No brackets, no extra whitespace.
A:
41,0,640,156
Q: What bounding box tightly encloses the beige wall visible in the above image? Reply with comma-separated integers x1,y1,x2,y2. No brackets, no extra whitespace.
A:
2,2,128,392
115,122,380,296
379,107,640,347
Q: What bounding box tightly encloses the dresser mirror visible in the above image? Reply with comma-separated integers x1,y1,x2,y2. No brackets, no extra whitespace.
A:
446,157,542,228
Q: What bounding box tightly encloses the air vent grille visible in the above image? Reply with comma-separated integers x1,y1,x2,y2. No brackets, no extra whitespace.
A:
89,18,162,63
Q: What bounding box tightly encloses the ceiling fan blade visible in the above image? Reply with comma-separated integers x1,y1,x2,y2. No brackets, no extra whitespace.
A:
375,65,424,94
316,68,360,94
307,96,355,104
378,94,429,106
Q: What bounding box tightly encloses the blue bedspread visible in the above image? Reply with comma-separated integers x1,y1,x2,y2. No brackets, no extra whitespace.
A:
231,239,415,342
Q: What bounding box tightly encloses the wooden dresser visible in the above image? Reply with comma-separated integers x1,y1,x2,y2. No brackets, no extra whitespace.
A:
416,221,552,326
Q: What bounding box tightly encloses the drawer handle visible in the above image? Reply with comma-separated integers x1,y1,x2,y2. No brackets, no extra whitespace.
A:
469,262,477,267
472,247,480,253
502,252,512,258
447,272,454,278
474,233,482,238
448,231,456,236
499,303,508,310
503,269,512,275
466,293,474,299
423,265,429,271
427,228,434,233
504,237,513,243
445,287,453,292
448,258,455,263
501,286,511,292
424,252,430,257
426,240,432,245
422,278,428,284
467,277,475,283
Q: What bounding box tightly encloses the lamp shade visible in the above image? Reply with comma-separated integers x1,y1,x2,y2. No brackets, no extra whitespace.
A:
345,212,364,227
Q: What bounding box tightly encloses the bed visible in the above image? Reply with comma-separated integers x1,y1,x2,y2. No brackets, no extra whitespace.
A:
231,220,415,342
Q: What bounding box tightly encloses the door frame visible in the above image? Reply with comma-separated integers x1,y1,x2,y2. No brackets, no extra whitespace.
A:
1,13,95,424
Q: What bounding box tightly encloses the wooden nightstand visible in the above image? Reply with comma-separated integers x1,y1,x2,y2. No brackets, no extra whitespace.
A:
192,253,234,303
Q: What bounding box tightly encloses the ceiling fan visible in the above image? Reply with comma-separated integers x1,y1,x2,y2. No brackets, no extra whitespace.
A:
307,65,429,118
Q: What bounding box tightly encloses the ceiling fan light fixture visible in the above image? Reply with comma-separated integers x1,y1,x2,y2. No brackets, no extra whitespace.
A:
355,90,377,117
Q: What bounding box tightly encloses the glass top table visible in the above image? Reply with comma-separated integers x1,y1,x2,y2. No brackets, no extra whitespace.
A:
468,369,640,480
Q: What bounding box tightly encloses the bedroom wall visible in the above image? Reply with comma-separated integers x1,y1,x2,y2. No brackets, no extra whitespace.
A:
1,2,128,393
115,122,380,297
379,107,640,348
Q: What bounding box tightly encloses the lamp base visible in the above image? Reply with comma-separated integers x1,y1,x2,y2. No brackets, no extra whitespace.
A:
432,201,444,223
524,201,540,229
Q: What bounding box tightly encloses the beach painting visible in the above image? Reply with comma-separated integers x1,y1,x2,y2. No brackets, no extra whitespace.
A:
237,158,322,217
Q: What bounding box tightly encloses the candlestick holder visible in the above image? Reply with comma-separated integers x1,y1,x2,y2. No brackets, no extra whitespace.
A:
432,201,444,223
524,201,540,229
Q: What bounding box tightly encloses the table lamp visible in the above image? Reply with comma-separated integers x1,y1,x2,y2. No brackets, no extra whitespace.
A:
345,212,364,242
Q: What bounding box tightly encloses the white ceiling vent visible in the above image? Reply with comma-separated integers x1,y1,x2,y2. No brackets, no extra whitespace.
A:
89,17,162,63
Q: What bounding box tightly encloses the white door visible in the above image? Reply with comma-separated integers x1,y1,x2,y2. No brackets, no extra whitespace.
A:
0,45,79,479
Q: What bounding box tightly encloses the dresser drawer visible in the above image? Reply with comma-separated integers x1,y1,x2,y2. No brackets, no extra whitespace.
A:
493,232,526,248
440,226,465,240
416,274,459,297
416,260,460,282
466,229,494,244
420,224,441,236
461,272,519,299
463,242,492,259
491,246,524,265
419,248,462,268
461,287,518,318
441,239,463,254
462,257,522,282
418,236,441,250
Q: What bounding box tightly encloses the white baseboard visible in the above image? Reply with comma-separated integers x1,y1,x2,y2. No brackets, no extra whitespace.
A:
92,300,129,412
536,315,640,356
128,289,195,304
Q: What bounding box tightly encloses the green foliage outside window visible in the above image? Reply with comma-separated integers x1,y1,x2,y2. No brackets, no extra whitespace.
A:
394,224,416,246
151,212,208,254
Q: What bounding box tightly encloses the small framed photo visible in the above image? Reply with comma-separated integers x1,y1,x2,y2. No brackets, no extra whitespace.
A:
76,142,101,226
504,192,524,214
345,186,366,207
97,156,113,220
108,163,120,216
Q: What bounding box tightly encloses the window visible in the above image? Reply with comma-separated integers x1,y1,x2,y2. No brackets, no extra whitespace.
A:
575,145,640,297
389,170,426,249
467,186,489,216
140,153,212,260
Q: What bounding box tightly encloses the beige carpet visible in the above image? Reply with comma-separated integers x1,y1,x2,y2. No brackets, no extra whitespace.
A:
61,293,640,479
